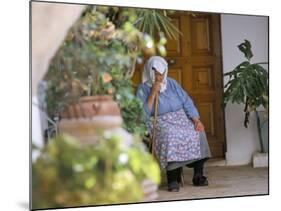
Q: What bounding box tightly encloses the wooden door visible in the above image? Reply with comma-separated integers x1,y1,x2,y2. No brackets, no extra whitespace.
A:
132,12,226,157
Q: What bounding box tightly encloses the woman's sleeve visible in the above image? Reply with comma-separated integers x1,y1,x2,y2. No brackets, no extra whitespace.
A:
136,84,152,117
172,79,200,119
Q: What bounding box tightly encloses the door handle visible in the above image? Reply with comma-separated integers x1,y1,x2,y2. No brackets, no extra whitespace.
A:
167,58,176,65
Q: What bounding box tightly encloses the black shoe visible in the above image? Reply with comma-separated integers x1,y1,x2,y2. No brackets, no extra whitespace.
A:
168,181,180,192
167,168,181,192
192,174,209,186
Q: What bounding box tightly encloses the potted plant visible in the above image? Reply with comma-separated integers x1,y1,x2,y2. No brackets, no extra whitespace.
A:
223,39,269,166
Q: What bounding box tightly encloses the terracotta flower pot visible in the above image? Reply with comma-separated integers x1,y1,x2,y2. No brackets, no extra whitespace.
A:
60,95,120,119
58,95,123,145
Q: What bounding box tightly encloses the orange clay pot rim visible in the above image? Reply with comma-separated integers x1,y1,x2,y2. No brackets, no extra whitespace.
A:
78,95,113,102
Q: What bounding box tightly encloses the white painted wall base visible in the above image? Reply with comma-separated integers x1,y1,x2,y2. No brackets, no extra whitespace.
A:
253,152,268,168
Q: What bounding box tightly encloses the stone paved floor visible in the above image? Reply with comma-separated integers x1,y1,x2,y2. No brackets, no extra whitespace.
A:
154,165,268,201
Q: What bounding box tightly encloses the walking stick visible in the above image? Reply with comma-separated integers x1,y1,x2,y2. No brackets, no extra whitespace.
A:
151,92,159,158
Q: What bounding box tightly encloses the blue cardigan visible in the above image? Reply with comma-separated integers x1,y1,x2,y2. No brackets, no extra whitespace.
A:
136,77,200,119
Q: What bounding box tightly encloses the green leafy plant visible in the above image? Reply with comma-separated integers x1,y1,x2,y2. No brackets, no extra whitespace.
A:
223,39,268,152
32,133,160,209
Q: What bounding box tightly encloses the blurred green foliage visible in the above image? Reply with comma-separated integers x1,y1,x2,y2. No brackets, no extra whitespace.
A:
32,133,160,209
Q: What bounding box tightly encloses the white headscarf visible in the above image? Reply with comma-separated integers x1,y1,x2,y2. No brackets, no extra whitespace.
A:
142,56,168,92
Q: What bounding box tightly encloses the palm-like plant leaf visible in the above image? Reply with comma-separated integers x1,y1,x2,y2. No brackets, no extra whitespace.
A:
134,9,182,40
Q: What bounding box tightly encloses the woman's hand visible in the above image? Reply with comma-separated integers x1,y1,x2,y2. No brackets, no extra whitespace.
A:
147,82,162,111
151,81,162,94
192,118,205,132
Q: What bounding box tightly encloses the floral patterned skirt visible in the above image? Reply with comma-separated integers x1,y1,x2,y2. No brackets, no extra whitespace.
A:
148,108,204,170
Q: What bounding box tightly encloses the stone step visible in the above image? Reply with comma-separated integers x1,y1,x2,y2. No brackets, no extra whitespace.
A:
205,158,226,167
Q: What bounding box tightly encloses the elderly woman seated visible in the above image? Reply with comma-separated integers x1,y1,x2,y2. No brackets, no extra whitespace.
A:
136,56,211,192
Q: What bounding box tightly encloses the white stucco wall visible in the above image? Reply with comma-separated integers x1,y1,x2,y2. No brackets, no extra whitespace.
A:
32,96,44,149
220,14,268,165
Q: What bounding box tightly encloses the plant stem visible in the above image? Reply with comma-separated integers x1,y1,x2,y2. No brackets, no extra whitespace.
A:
255,110,264,153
